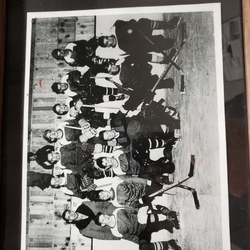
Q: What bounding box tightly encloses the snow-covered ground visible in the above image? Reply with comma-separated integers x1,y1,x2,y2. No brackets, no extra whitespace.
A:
71,8,229,250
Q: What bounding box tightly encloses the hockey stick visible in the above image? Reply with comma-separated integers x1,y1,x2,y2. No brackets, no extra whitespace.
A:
148,176,190,198
63,125,83,131
151,22,186,93
149,155,200,210
136,21,185,72
106,22,187,97
178,184,200,209
188,154,195,177
104,77,134,95
148,154,195,198
104,23,187,111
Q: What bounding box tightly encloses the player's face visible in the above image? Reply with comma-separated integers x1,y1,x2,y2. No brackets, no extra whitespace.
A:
56,104,68,114
50,177,63,187
99,191,111,200
103,130,115,140
98,214,112,226
92,56,104,65
65,211,78,222
102,36,116,47
69,107,79,118
57,49,65,57
102,157,116,167
58,82,68,92
60,49,72,57
47,130,58,141
108,64,120,75
47,152,60,163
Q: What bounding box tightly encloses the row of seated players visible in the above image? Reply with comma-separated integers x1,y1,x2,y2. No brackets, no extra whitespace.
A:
28,98,180,194
28,177,182,250
27,99,182,250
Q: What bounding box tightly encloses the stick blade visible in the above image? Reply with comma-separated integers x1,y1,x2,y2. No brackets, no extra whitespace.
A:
192,190,200,210
181,22,187,42
188,155,195,177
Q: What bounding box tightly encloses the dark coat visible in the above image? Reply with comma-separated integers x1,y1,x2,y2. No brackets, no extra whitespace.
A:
118,56,157,111
114,19,152,55
114,18,173,55
75,106,108,129
27,171,53,190
61,173,95,198
60,142,95,173
59,119,82,143
66,70,92,95
119,56,156,91
111,111,150,147
35,145,55,169
77,201,120,240
64,39,98,67
73,203,96,230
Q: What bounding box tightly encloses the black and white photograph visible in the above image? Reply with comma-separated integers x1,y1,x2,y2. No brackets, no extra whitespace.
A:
22,4,230,250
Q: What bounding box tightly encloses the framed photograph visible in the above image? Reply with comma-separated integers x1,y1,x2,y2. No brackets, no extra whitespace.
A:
21,3,230,250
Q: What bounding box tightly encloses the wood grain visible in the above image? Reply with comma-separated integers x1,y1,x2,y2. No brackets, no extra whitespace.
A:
242,1,250,246
242,0,250,180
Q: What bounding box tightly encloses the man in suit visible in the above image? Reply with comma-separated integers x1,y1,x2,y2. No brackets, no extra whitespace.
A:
62,201,120,240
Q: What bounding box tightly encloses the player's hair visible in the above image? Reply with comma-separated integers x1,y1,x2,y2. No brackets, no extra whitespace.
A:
51,49,64,60
53,103,68,115
98,131,108,142
43,129,57,143
51,82,64,94
62,209,72,223
94,212,103,226
86,190,102,201
96,157,105,169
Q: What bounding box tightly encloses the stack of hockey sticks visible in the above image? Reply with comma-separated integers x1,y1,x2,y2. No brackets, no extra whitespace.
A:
149,155,200,210
105,22,187,102
151,21,187,93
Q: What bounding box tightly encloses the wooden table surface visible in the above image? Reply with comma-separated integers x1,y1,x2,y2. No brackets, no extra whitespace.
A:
240,1,250,248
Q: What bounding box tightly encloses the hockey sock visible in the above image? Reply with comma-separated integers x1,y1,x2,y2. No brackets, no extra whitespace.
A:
148,213,166,222
151,54,164,63
150,17,180,30
102,145,114,153
152,242,169,250
105,87,118,95
149,20,168,30
140,241,169,250
148,138,166,149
